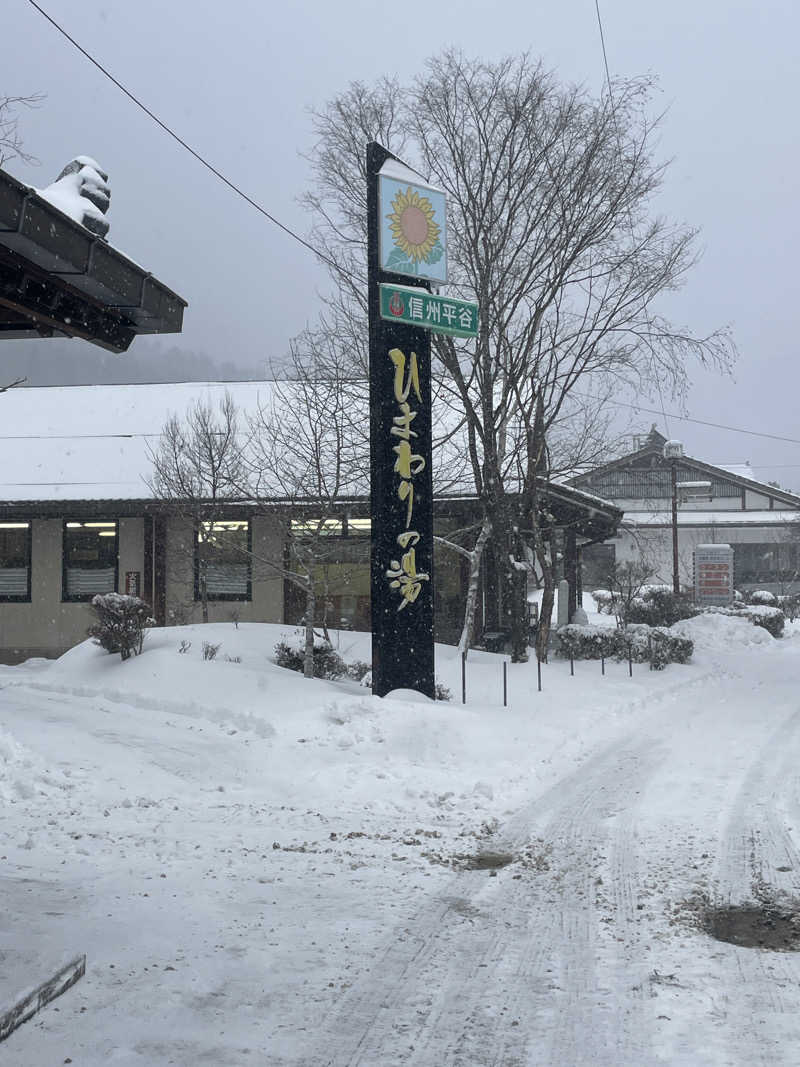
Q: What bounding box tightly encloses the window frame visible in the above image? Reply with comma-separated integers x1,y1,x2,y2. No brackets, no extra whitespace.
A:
62,520,119,603
194,518,252,603
734,540,800,586
0,520,32,603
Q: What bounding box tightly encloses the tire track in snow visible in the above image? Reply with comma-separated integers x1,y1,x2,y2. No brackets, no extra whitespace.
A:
312,735,666,1066
713,702,800,1066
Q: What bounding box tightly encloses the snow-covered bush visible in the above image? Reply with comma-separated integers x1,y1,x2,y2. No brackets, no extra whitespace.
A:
779,593,800,622
706,605,785,639
624,588,699,628
740,606,784,638
624,624,694,669
556,623,693,668
274,639,346,680
590,589,615,615
556,624,620,660
87,593,153,661
748,589,777,605
344,659,371,682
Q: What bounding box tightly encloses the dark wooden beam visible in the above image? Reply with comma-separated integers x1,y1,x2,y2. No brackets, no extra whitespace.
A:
0,247,134,352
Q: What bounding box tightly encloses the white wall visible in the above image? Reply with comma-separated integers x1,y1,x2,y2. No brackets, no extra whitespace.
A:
612,522,796,590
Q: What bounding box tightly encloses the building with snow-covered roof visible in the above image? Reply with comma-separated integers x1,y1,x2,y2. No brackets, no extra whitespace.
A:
570,426,800,594
0,381,623,662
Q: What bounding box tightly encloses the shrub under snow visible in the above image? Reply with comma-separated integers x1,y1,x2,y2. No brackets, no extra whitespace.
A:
556,623,693,670
590,589,615,615
274,639,347,680
747,589,777,605
87,593,153,660
623,588,700,628
708,605,785,639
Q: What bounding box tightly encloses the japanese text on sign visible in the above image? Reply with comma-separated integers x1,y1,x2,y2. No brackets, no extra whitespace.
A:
385,347,430,610
379,284,478,339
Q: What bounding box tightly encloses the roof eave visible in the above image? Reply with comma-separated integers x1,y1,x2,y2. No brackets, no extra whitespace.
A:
0,167,186,351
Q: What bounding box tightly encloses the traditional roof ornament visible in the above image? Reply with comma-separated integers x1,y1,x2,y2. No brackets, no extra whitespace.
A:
38,156,111,238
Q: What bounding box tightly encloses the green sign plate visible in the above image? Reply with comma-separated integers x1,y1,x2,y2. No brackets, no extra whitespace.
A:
379,284,478,339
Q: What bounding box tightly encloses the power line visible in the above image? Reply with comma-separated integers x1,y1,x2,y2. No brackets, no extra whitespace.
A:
12,5,800,457
2,393,800,449
577,391,800,446
594,0,614,96
0,432,156,440
25,0,357,283
593,0,672,440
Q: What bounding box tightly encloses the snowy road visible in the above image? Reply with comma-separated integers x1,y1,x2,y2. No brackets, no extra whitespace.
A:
1,621,800,1064
309,665,800,1066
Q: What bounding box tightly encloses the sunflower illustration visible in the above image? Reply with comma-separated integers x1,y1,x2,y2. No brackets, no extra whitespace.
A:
387,186,441,263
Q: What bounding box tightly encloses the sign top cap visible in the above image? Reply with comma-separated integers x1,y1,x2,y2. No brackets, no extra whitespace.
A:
379,156,446,197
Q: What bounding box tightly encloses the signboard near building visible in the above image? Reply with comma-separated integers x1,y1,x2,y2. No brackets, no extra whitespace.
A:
368,144,437,699
378,168,448,284
694,544,734,606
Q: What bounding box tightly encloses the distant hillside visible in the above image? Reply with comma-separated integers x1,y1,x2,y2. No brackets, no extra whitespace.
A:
1,338,266,386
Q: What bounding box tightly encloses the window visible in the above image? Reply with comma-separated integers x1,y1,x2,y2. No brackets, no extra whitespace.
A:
581,542,616,590
195,520,251,601
0,521,31,601
63,521,118,600
285,517,370,630
734,542,799,586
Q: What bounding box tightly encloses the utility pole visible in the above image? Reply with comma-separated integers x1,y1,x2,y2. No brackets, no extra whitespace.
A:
663,440,683,595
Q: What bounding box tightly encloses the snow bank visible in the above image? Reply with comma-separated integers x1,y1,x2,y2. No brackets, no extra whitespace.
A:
0,725,74,802
3,619,707,836
672,611,774,649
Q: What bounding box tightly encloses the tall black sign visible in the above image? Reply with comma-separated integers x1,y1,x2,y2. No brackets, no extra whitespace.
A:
367,141,435,699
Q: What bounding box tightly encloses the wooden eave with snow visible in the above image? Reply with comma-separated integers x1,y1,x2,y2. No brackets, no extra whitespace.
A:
0,166,186,353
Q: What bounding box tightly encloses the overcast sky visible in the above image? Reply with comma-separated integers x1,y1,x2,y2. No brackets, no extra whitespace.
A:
5,0,799,486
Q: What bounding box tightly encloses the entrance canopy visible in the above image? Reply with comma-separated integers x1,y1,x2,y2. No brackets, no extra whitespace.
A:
0,166,185,353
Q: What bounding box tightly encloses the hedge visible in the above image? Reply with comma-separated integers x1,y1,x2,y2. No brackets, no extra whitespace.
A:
556,623,693,669
708,605,785,639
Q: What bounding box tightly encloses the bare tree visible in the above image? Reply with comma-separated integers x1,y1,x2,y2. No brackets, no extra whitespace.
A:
434,516,492,655
147,392,245,623
302,52,736,663
0,93,44,167
604,559,656,628
243,342,369,677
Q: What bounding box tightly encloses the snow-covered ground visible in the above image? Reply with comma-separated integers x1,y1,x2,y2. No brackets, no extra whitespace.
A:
1,609,800,1064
